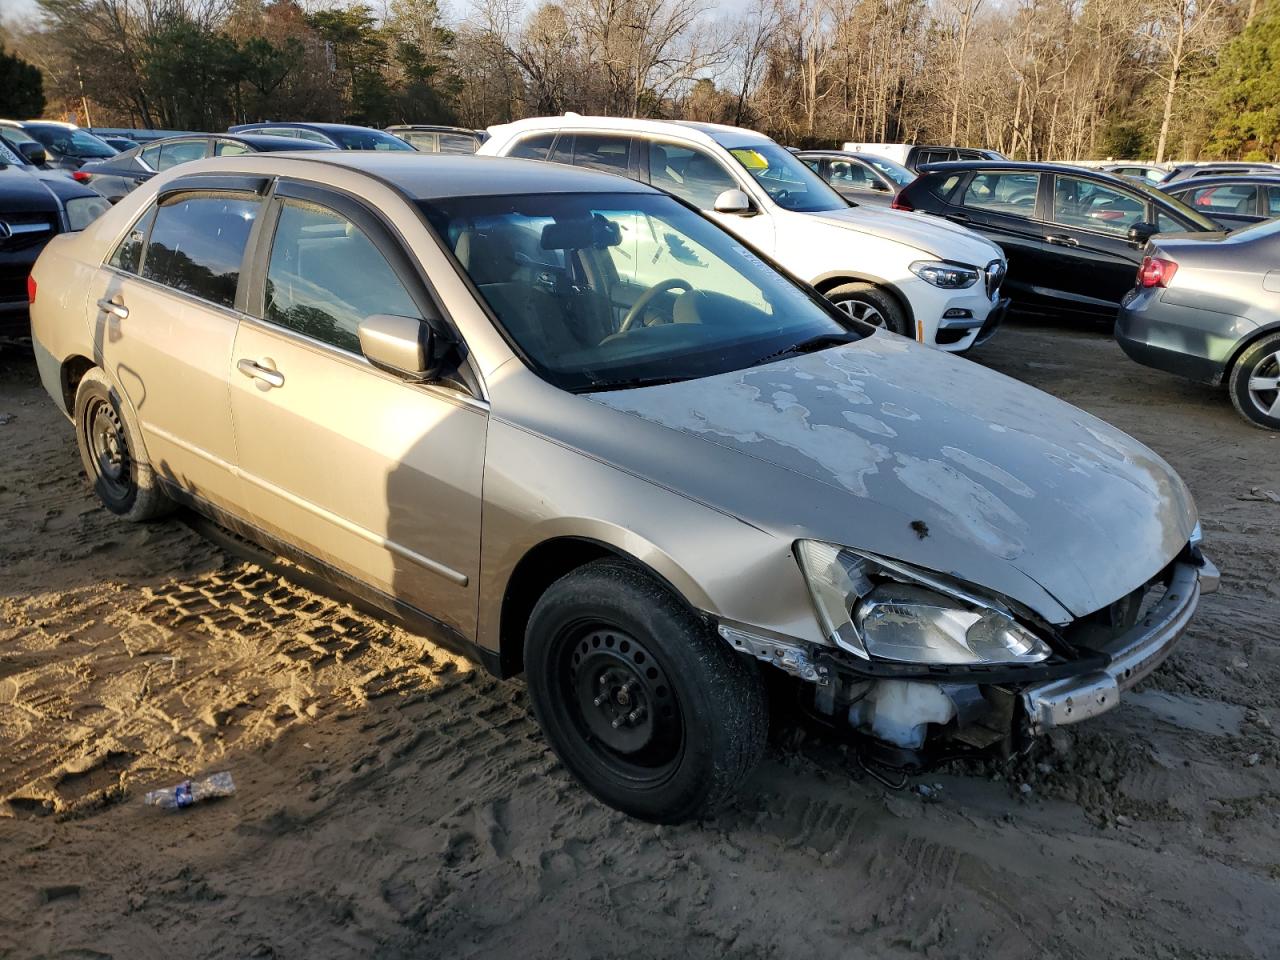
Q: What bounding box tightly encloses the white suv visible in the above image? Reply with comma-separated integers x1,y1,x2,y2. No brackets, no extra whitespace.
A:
480,116,1009,352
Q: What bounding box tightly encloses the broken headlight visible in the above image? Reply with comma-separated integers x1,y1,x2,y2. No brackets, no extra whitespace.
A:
795,540,1051,665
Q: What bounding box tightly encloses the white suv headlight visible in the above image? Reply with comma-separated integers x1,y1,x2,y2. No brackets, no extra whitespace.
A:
795,540,1051,665
66,196,110,231
909,260,980,289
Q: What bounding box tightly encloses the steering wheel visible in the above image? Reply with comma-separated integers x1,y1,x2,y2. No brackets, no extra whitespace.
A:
619,278,692,333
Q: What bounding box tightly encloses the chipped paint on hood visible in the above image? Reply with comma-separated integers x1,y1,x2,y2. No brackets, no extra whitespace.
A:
588,332,1197,618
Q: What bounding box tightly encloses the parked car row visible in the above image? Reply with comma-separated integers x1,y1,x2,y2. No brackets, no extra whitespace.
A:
26,149,1219,822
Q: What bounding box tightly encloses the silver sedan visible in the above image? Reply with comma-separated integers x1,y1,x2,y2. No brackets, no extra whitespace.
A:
29,152,1217,821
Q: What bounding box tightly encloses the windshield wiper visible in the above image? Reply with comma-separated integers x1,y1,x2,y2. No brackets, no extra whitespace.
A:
578,375,694,393
752,331,859,367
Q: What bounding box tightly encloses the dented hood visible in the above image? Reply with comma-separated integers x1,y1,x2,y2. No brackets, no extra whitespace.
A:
588,333,1197,621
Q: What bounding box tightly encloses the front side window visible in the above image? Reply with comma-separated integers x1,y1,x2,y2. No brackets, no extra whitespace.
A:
156,139,210,171
960,172,1039,215
109,206,157,273
1177,184,1257,217
140,143,162,170
728,143,847,212
509,133,556,160
828,160,874,189
141,193,260,307
28,125,116,159
1051,175,1145,235
1268,186,1280,217
417,191,859,392
263,201,419,353
648,140,737,209
216,140,252,157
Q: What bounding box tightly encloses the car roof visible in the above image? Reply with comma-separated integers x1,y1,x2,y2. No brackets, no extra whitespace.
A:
230,122,393,135
184,152,657,199
1162,174,1280,187
486,114,774,149
916,160,1137,184
386,124,479,135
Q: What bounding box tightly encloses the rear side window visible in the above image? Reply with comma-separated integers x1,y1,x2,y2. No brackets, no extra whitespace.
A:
960,171,1039,215
215,140,252,157
508,132,556,160
109,206,157,273
141,194,261,307
1268,186,1280,217
438,132,478,155
156,139,209,171
550,133,632,174
263,201,419,353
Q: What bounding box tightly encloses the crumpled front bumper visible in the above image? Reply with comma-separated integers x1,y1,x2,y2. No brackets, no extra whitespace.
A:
1021,557,1218,734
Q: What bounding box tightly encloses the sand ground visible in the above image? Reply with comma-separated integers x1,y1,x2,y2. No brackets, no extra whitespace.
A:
1,324,1277,959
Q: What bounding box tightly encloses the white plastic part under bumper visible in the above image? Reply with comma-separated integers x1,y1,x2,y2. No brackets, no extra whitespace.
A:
1021,558,1218,734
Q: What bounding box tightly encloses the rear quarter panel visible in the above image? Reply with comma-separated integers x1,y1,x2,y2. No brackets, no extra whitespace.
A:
29,234,99,416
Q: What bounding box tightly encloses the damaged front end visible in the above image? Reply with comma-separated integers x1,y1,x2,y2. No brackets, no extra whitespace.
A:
719,532,1219,773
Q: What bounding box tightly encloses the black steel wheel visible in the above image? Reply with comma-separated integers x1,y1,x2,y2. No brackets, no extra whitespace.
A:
73,368,173,521
525,559,768,823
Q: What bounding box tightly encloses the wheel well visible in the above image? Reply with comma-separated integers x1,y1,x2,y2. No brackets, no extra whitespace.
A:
813,276,915,330
60,355,96,413
1222,325,1280,385
496,538,698,678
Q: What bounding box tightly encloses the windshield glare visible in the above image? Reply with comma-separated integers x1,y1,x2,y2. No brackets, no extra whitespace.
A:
417,192,859,392
727,143,849,213
332,129,415,151
29,126,117,158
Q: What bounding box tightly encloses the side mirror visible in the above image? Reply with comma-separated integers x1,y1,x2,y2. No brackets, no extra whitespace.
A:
870,180,891,192
712,189,753,215
357,314,447,381
18,142,47,166
1127,221,1158,245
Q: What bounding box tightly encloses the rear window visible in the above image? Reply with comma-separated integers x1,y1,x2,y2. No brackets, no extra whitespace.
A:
141,194,260,307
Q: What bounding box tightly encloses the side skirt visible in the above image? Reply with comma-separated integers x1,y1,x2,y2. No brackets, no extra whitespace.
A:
161,480,506,678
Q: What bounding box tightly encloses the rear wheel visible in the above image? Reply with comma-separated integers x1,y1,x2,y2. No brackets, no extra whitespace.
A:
73,368,173,521
825,281,910,337
1228,332,1280,430
524,559,768,823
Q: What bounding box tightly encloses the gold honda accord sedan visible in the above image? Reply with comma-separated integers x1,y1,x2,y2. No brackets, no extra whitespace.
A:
28,153,1217,822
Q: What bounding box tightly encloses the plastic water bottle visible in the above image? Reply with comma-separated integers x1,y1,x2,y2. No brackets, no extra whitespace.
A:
144,771,236,809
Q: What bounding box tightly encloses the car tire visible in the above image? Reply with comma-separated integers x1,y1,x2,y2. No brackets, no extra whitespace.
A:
1228,332,1280,431
73,368,174,521
524,558,768,823
825,281,910,337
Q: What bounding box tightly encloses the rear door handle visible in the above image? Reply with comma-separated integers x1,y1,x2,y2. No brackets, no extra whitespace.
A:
1045,234,1079,247
96,297,128,319
237,358,285,388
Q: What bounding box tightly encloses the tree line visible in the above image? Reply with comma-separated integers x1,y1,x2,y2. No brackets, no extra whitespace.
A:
2,0,1278,161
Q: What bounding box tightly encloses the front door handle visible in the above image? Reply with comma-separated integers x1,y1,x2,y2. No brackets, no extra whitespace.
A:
237,358,285,388
96,297,128,319
1045,234,1079,247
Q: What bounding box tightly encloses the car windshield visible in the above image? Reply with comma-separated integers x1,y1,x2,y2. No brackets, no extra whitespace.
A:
416,191,860,392
28,125,117,159
329,128,415,151
1118,176,1218,229
863,155,914,187
0,140,22,165
726,143,848,212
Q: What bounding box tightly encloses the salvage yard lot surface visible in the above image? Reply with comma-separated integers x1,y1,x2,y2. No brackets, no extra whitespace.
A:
1,324,1277,959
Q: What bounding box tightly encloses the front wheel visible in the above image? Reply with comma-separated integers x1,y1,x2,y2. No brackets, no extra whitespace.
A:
1228,332,1280,430
825,281,910,337
524,560,768,823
